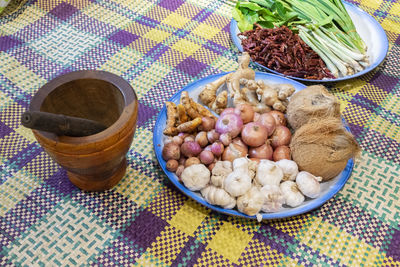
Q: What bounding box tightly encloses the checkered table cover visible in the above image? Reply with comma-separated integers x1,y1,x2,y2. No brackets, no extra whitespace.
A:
0,0,399,266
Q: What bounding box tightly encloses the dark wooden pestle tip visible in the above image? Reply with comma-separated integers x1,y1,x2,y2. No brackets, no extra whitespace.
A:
21,111,108,137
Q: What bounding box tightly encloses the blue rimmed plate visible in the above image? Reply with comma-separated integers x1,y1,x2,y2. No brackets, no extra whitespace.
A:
230,2,389,83
153,72,354,220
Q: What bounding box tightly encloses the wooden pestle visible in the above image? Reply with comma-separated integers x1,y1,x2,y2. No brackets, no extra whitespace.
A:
21,111,108,137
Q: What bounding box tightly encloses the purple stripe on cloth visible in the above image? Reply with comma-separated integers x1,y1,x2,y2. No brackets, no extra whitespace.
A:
137,16,161,29
49,2,78,20
192,9,212,23
93,236,142,266
109,30,139,46
395,35,400,46
146,43,170,61
351,94,381,112
122,208,168,250
204,40,226,55
347,123,365,140
0,121,13,138
176,56,208,76
387,227,400,261
45,168,78,196
16,15,60,42
370,72,399,93
0,36,23,51
8,143,43,169
158,0,184,11
170,236,206,267
137,102,159,127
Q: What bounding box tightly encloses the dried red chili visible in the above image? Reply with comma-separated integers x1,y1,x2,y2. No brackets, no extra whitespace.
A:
239,26,335,80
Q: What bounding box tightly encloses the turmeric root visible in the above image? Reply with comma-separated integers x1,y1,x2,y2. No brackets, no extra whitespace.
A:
163,102,178,136
177,117,202,133
177,104,189,124
192,100,216,119
181,91,199,119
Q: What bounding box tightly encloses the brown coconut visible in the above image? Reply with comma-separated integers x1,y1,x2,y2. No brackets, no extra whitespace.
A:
287,85,341,130
290,118,360,181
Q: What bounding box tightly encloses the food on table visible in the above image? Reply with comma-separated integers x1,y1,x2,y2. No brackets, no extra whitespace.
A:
286,85,341,130
233,0,369,79
239,26,334,79
159,55,359,219
290,118,360,181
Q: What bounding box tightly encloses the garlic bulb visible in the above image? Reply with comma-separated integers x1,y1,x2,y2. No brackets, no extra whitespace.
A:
280,181,305,207
201,185,236,209
223,169,252,197
181,164,210,191
236,186,264,216
255,160,284,186
276,159,298,181
232,157,249,170
260,184,285,212
211,161,232,187
296,171,322,198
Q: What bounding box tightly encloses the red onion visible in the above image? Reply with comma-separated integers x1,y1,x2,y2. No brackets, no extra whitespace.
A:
211,142,224,156
164,136,173,144
257,113,276,136
199,150,214,165
270,125,292,148
234,103,254,124
172,136,183,145
273,145,291,161
195,131,208,147
241,122,269,147
181,141,201,157
166,159,179,172
162,143,180,161
204,145,212,152
249,144,273,159
178,132,189,139
207,129,220,143
269,110,287,126
220,107,235,116
215,113,243,138
222,143,248,162
200,117,215,131
178,156,186,166
219,133,232,146
185,157,200,167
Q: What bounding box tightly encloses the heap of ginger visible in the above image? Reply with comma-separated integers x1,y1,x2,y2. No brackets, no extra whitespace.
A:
198,52,295,114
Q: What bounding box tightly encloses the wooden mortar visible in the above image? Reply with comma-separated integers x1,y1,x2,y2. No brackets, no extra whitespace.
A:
29,70,138,191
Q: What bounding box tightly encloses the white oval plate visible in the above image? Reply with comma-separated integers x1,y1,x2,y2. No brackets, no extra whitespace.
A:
153,72,354,220
230,2,389,82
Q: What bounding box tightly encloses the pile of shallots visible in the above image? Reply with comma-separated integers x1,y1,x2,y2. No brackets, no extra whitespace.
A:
161,103,293,176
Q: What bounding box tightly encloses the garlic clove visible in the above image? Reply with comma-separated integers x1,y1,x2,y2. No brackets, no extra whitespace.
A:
280,181,305,207
296,171,322,198
276,159,299,181
260,184,285,212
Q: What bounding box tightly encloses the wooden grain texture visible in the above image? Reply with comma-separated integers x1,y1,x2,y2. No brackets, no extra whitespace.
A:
29,70,138,191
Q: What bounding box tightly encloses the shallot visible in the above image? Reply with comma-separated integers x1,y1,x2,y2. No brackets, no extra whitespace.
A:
273,146,291,161
234,103,254,124
219,133,232,146
200,150,214,165
249,144,273,160
241,122,268,147
211,142,224,156
270,126,291,149
222,143,248,162
195,131,208,147
181,141,201,157
269,110,287,126
257,113,276,136
185,157,201,167
215,113,243,138
200,117,215,131
162,143,180,161
207,129,220,143
166,159,179,172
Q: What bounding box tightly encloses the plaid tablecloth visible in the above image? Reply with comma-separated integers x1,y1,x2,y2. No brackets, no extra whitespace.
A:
0,0,399,266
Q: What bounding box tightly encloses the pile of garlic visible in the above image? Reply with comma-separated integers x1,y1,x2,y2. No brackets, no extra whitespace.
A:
180,157,322,221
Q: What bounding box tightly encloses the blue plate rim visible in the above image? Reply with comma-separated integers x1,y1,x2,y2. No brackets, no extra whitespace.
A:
229,1,389,83
153,72,354,220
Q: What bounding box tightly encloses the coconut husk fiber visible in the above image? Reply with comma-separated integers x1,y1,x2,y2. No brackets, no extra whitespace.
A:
290,118,360,181
287,85,340,130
